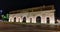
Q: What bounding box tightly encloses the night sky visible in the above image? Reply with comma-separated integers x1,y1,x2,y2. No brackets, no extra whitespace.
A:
0,0,55,10
0,0,60,19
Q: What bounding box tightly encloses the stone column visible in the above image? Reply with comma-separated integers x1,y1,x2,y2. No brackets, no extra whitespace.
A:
11,17,14,22
16,17,19,22
26,17,30,23
20,17,22,23
41,16,46,24
32,16,36,23
50,15,55,24
18,17,20,22
9,17,14,22
9,17,11,22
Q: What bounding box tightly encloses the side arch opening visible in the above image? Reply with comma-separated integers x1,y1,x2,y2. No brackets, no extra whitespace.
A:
46,17,50,24
36,16,41,23
14,17,16,22
22,17,26,23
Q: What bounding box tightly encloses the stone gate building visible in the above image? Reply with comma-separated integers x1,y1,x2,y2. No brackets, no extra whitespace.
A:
9,5,56,24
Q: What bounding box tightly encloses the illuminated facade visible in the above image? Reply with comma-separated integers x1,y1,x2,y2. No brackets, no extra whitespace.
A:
9,5,56,24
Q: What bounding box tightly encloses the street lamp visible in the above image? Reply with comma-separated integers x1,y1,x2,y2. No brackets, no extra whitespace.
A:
0,10,3,14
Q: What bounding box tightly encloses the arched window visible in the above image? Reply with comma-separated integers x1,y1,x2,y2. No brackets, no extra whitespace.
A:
14,17,16,22
23,17,26,23
47,17,50,24
36,16,41,23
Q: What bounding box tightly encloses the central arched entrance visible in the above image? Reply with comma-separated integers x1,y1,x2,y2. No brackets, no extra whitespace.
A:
22,17,26,23
14,17,16,22
36,16,41,23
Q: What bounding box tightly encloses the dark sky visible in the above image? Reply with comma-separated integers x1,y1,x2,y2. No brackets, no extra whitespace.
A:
0,0,60,19
0,0,55,11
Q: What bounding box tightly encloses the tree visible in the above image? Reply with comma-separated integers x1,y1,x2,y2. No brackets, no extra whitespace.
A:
1,14,9,21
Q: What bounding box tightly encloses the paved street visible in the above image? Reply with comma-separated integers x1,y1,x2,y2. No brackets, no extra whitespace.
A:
0,22,59,32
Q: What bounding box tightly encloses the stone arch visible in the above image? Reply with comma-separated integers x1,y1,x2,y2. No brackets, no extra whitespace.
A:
46,17,50,24
36,16,41,23
14,17,16,22
22,17,26,23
